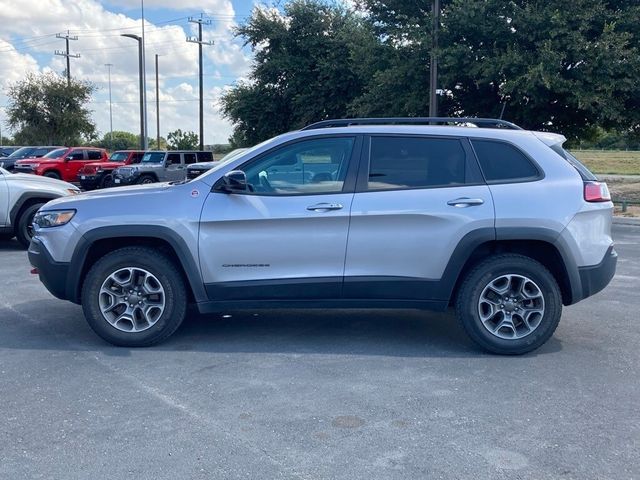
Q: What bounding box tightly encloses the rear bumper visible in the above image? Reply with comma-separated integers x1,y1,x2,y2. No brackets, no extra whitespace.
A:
28,236,71,301
577,245,617,300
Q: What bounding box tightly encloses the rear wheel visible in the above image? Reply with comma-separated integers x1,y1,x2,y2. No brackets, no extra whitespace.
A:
137,175,155,185
81,247,187,346
455,254,562,355
43,171,60,180
16,202,45,248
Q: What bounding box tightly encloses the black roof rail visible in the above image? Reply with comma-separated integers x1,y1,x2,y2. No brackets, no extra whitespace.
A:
301,117,523,131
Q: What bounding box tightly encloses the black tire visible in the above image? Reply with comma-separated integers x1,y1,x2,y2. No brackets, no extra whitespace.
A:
43,171,61,180
137,175,155,185
455,254,562,355
16,202,45,248
81,247,188,347
99,174,114,189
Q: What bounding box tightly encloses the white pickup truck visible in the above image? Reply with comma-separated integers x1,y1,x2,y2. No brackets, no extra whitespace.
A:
0,167,80,247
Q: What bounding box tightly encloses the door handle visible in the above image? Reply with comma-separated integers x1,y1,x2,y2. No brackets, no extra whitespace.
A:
307,203,343,211
447,197,484,208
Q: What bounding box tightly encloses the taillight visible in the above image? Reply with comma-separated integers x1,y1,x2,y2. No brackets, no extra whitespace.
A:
584,181,611,202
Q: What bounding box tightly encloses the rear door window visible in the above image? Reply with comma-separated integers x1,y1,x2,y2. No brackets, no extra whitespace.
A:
471,139,540,183
166,153,181,165
184,153,197,164
87,150,103,160
366,136,469,190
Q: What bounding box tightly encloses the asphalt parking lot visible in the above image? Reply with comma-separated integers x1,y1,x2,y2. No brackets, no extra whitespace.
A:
0,225,638,480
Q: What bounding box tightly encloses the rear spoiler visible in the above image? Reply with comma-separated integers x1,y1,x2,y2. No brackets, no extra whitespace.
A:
532,131,567,147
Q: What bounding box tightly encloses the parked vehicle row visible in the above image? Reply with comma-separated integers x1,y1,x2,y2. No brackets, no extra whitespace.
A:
0,165,80,247
0,146,62,171
26,117,617,355
112,150,213,185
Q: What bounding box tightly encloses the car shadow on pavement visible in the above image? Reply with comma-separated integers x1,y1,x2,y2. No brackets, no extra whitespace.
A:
1,299,563,358
0,238,24,251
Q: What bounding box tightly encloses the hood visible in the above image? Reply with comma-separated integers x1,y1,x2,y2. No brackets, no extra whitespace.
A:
82,161,127,170
14,157,41,165
190,161,218,169
7,172,77,190
43,181,174,209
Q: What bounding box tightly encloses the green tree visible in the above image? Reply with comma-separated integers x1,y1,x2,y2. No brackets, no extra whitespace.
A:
221,0,378,146
357,0,640,140
167,129,199,150
92,131,139,150
6,72,97,145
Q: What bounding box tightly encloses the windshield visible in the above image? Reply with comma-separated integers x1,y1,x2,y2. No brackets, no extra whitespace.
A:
44,148,68,159
109,152,128,162
141,152,165,163
7,147,34,159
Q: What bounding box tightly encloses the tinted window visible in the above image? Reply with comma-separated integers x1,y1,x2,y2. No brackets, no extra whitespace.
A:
87,150,103,160
141,152,165,163
67,151,85,160
166,153,181,165
131,153,143,164
33,148,51,157
7,147,35,159
196,151,213,162
550,145,597,181
242,137,354,195
184,153,197,164
471,139,539,182
110,152,128,162
44,148,68,159
368,137,466,190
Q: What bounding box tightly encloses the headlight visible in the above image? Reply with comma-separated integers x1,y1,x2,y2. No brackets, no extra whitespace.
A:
33,210,76,228
31,163,39,170
96,168,103,173
66,188,81,196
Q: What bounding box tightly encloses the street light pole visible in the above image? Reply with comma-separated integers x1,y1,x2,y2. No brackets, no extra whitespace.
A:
155,54,160,149
121,34,146,150
105,63,114,150
140,0,148,149
187,15,214,151
428,0,440,117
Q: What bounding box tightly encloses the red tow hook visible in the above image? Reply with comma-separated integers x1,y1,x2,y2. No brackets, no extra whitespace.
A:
30,268,39,275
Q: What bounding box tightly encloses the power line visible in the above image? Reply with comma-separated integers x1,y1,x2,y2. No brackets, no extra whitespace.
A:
54,31,80,84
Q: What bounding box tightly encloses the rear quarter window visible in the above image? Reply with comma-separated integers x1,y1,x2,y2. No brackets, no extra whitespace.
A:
471,139,540,183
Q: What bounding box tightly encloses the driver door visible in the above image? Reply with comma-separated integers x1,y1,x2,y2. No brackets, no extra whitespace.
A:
198,135,361,301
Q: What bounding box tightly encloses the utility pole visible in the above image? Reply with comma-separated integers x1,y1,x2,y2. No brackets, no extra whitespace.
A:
155,54,160,149
187,14,214,151
105,64,114,150
428,0,440,117
55,31,80,85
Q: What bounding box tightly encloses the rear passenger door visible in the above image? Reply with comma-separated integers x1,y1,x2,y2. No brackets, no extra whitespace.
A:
343,135,495,302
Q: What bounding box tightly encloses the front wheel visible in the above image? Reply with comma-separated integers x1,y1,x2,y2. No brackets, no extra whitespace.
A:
16,202,45,248
81,247,187,346
100,174,114,189
137,175,155,185
455,254,562,355
43,171,61,180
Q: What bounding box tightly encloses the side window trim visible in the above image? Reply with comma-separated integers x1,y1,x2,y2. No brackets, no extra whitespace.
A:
468,137,545,185
216,134,363,197
355,134,485,193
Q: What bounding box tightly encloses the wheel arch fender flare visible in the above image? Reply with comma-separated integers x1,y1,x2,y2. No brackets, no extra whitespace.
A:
9,192,59,227
68,225,207,304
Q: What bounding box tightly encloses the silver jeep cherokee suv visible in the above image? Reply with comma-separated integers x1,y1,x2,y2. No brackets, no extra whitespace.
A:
28,118,616,354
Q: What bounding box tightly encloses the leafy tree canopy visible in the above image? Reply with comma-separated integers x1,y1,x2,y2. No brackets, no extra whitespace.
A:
6,72,97,145
167,129,199,150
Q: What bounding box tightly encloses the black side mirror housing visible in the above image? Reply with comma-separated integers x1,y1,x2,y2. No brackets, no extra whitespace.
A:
218,170,248,193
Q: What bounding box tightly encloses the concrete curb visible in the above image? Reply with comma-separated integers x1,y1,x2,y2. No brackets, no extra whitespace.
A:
613,216,640,226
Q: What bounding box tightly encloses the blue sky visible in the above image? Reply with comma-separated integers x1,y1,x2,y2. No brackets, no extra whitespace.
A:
0,0,261,144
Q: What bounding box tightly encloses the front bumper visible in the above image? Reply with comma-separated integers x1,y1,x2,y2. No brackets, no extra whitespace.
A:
78,174,102,190
14,166,35,174
577,245,617,300
112,174,138,185
28,236,71,301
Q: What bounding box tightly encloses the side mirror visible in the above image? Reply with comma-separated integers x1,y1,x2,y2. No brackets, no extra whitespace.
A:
219,170,248,193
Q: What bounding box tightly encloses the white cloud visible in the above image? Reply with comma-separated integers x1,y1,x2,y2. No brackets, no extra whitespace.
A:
0,0,251,144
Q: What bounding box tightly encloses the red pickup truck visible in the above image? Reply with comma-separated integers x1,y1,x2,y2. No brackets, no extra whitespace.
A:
14,147,108,182
77,150,145,189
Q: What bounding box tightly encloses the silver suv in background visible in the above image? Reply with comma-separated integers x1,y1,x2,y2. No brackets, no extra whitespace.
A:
113,150,213,185
28,118,616,354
